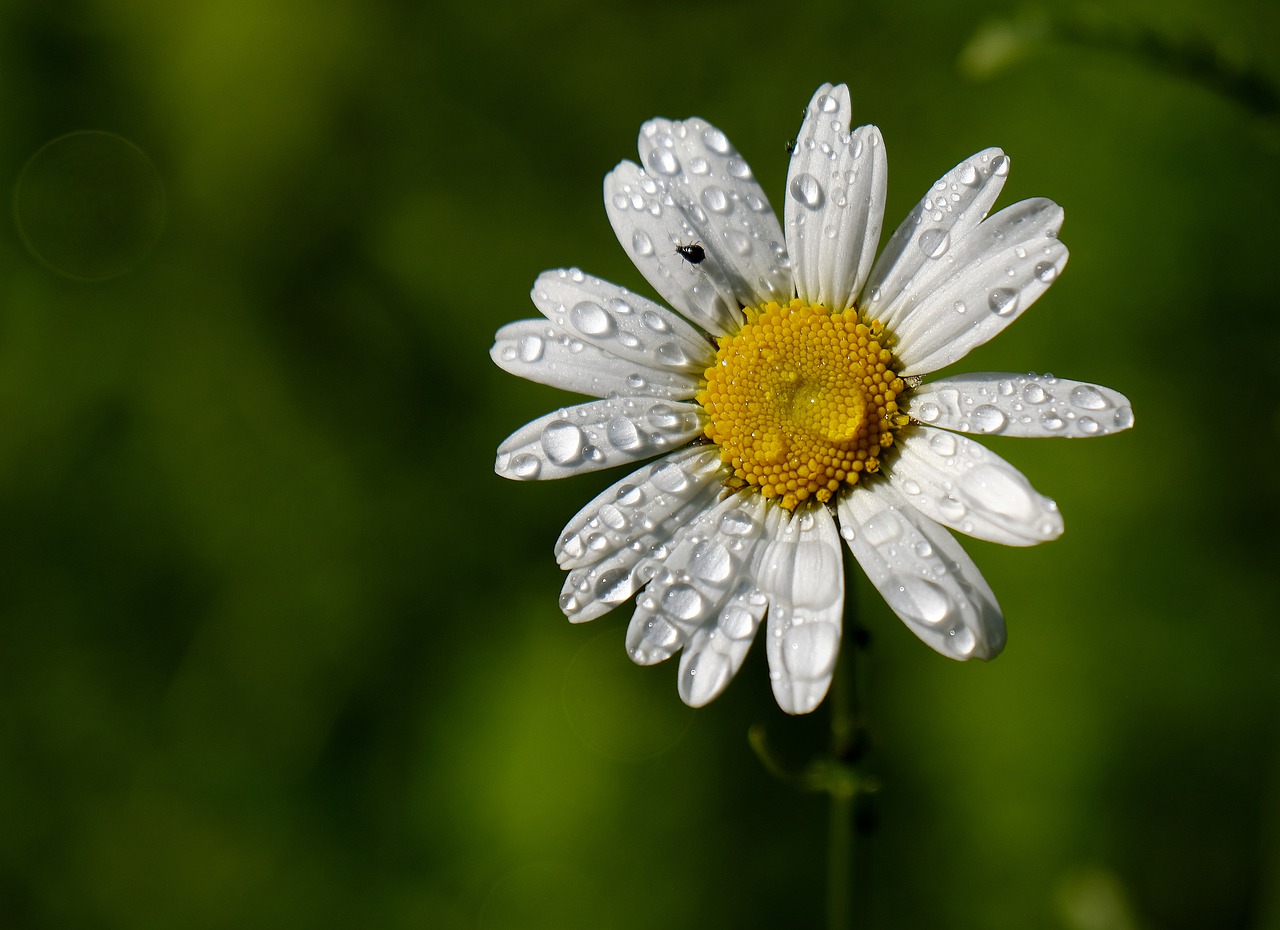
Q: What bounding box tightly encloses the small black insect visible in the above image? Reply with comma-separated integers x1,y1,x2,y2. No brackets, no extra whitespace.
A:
675,243,706,265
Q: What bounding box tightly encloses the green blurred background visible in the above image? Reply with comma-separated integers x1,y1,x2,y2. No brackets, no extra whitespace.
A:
1,0,1277,928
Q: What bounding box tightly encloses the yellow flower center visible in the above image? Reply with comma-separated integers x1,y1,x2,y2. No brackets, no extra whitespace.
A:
697,299,908,511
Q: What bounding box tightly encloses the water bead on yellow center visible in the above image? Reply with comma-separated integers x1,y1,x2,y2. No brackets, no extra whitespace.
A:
697,300,908,510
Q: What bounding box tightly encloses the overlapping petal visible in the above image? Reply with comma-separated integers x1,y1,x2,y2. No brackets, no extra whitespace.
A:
556,448,727,623
890,198,1068,375
890,427,1063,546
758,504,845,715
908,373,1135,438
863,147,1010,329
495,397,705,481
491,320,699,400
623,493,772,704
635,117,792,308
837,482,1005,661
530,268,712,374
785,83,887,312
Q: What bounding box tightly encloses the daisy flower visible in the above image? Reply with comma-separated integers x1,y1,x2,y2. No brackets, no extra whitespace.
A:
492,84,1133,714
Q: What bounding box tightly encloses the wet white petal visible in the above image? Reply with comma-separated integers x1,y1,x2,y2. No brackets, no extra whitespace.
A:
491,320,699,400
890,427,1063,546
530,268,713,374
863,147,1009,328
495,397,705,481
556,449,727,623
604,160,745,336
635,117,791,308
838,482,1005,660
624,494,771,696
907,373,1135,438
891,198,1068,375
556,447,724,570
758,504,844,715
785,84,887,311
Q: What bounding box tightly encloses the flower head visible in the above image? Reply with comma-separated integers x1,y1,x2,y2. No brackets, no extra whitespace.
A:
492,84,1133,714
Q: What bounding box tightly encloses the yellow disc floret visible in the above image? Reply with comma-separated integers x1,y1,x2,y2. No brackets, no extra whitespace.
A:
697,299,909,511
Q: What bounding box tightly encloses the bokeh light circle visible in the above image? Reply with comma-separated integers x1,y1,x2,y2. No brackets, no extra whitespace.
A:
13,130,165,281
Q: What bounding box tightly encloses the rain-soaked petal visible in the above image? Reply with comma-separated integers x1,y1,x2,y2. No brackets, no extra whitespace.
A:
785,83,887,312
838,481,1005,660
495,397,705,481
908,373,1135,438
757,503,844,715
889,426,1063,546
491,320,700,401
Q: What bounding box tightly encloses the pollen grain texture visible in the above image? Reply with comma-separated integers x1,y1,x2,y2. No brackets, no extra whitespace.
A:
698,299,907,510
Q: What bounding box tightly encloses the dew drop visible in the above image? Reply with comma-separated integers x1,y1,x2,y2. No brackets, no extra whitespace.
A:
648,148,680,175
918,228,951,258
719,605,756,640
956,161,979,186
1022,382,1048,404
702,128,731,154
632,230,654,256
917,402,941,423
642,310,671,333
517,333,544,362
988,288,1019,317
662,584,704,621
1069,384,1109,410
541,420,586,465
606,416,643,451
691,540,733,584
510,453,541,478
789,172,824,209
701,185,731,214
570,301,615,337
1034,261,1057,283
970,405,1008,433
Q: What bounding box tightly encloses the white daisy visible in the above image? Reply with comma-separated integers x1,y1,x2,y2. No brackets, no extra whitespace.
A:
492,84,1134,715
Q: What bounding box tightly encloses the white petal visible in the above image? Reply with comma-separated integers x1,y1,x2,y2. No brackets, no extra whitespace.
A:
495,397,705,481
605,160,746,336
889,427,1063,546
891,198,1068,375
863,147,1010,328
758,504,844,715
556,449,727,623
623,493,772,704
530,268,713,374
785,84,887,311
907,373,1135,438
491,320,699,400
635,117,792,308
837,481,1005,661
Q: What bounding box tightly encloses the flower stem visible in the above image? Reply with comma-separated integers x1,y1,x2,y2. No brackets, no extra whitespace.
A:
826,588,861,930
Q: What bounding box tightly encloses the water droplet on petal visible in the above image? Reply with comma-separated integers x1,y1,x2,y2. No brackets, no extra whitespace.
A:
956,161,979,186
1069,384,1108,410
511,453,541,478
570,301,615,337
789,172,824,209
988,288,1019,317
700,185,731,214
662,584,704,621
632,230,654,256
517,334,544,362
970,405,1008,433
1034,261,1058,283
918,228,951,258
541,420,586,465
